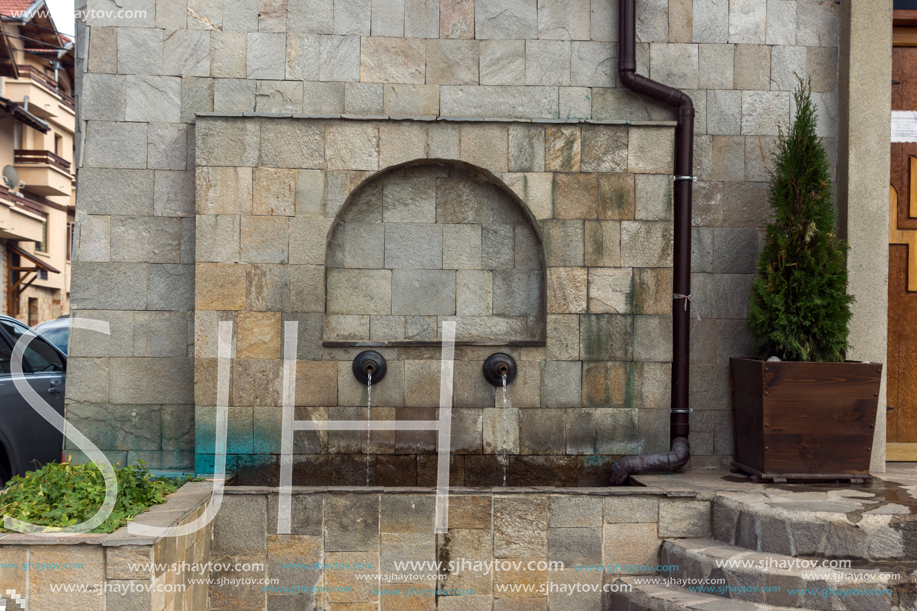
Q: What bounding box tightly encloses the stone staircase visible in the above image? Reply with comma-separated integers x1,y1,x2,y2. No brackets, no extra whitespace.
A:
607,485,917,610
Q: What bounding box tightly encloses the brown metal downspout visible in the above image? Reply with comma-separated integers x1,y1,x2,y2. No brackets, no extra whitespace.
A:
609,0,693,485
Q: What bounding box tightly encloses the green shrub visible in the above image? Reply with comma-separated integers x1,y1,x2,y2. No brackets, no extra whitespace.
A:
0,460,198,534
747,78,854,362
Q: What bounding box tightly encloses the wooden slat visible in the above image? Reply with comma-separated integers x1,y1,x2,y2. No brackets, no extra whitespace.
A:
887,443,917,461
888,244,902,443
894,27,917,47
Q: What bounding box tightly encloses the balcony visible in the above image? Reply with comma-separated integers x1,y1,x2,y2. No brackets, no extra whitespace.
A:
2,65,75,121
14,149,73,197
0,186,45,243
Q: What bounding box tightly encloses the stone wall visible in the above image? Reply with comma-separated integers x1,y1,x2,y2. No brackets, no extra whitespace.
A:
70,0,841,471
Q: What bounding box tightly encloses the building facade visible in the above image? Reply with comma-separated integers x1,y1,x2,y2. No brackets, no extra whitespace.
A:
0,0,74,325
66,0,892,477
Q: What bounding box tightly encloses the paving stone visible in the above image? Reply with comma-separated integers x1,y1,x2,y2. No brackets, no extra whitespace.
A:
734,44,770,90
117,27,163,74
546,267,586,313
360,36,425,83
692,0,728,43
480,40,525,85
475,0,537,39
742,90,790,135
391,269,455,315
582,125,627,172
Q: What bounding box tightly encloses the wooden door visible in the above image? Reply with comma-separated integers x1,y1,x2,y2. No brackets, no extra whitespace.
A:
888,45,917,461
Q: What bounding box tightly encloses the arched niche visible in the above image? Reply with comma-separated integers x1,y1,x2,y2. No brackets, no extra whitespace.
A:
322,159,546,345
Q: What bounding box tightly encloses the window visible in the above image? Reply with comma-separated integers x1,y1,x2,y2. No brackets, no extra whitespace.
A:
0,333,11,375
37,216,48,253
54,134,62,157
0,320,64,373
66,222,73,261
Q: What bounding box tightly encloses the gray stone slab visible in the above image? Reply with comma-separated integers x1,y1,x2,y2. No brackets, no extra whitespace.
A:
480,40,525,86
117,27,163,75
692,0,729,43
580,314,633,362
440,86,558,120
83,122,148,169
334,0,371,35
284,33,320,80
78,169,154,215
246,32,285,79
541,360,581,408
80,73,126,121
707,89,742,135
770,45,806,92
384,223,443,269
475,0,537,39
391,269,456,315
456,269,493,316
287,0,334,33
525,40,571,86
148,264,194,311
163,29,210,76
111,216,181,264
767,0,796,46
492,271,542,317
326,268,392,315
319,35,361,82
443,224,482,269
482,224,515,270
148,123,189,171
538,0,590,40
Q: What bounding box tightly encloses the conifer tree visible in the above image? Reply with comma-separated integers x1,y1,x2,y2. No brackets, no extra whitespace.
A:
746,78,853,362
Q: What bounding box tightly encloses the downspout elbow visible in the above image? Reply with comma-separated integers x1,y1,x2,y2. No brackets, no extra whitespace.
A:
608,437,690,485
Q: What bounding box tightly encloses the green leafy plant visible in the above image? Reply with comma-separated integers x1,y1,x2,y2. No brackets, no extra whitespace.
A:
0,460,200,534
747,78,853,362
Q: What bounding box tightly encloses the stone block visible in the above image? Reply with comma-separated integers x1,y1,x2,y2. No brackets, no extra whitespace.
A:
482,224,515,270
541,360,581,407
403,360,442,408
692,272,754,319
315,35,360,82
549,496,602,528
133,311,191,357
88,26,118,73
659,499,711,538
698,43,734,90
301,81,345,114
561,85,591,118
370,0,404,36
770,45,806,92
480,40,525,85
765,0,796,45
213,77,255,112
288,0,333,33
211,30,246,77
628,127,675,174
634,174,672,221
255,80,305,113
80,73,126,121
580,314,633,361
425,39,478,85
440,85,557,119
147,124,188,172
253,168,296,216
384,223,442,269
507,125,545,172
565,406,597,454
109,357,193,404
543,220,584,266
163,29,209,76
649,43,697,90
553,173,597,219
65,359,109,402
475,0,536,39
328,221,384,269
117,27,162,74
326,122,379,171
382,175,436,223
443,224,482,269
711,135,745,181
260,121,325,169
71,262,148,310
492,271,542,316
493,496,548,557
196,262,247,310
76,214,110,262
67,402,162,450
634,315,672,362
125,74,182,122
241,216,288,263
807,46,837,93
196,117,260,167
344,82,383,114
383,83,440,116
526,40,571,86
692,0,728,43
603,496,658,523
742,90,790,136
503,173,552,220
213,495,267,554
83,121,147,169
588,268,631,314
734,44,770,90
246,32,285,78
727,0,766,44
455,270,493,316
368,315,404,340
391,269,455,315
621,221,673,267
295,360,338,406
570,42,615,90
149,263,195,310
550,527,602,566
633,267,672,315
707,89,741,135
547,267,586,313
581,125,627,173
597,173,635,221
460,123,509,172
236,311,281,359
324,314,370,340
180,75,214,121
546,314,578,360
796,0,838,48
232,359,282,406
326,268,392,314
379,122,427,167
545,125,581,172
519,407,564,453
187,0,222,30
713,226,759,274
360,36,425,83
603,522,659,574
197,167,253,215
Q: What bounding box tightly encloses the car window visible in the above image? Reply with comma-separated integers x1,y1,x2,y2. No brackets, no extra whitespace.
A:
38,326,69,354
0,335,10,375
0,321,65,373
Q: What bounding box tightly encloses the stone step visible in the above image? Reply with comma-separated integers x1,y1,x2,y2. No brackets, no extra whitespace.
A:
659,537,916,610
606,577,798,611
712,490,917,560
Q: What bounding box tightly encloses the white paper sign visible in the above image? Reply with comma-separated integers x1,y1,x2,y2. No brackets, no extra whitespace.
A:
892,111,917,143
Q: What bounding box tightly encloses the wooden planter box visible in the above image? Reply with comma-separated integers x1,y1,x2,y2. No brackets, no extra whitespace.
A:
730,357,882,481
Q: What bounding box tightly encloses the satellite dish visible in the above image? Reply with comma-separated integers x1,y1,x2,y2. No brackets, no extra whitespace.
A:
2,166,18,190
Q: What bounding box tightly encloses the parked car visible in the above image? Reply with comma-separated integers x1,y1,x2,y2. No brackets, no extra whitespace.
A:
0,315,66,485
33,315,70,355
